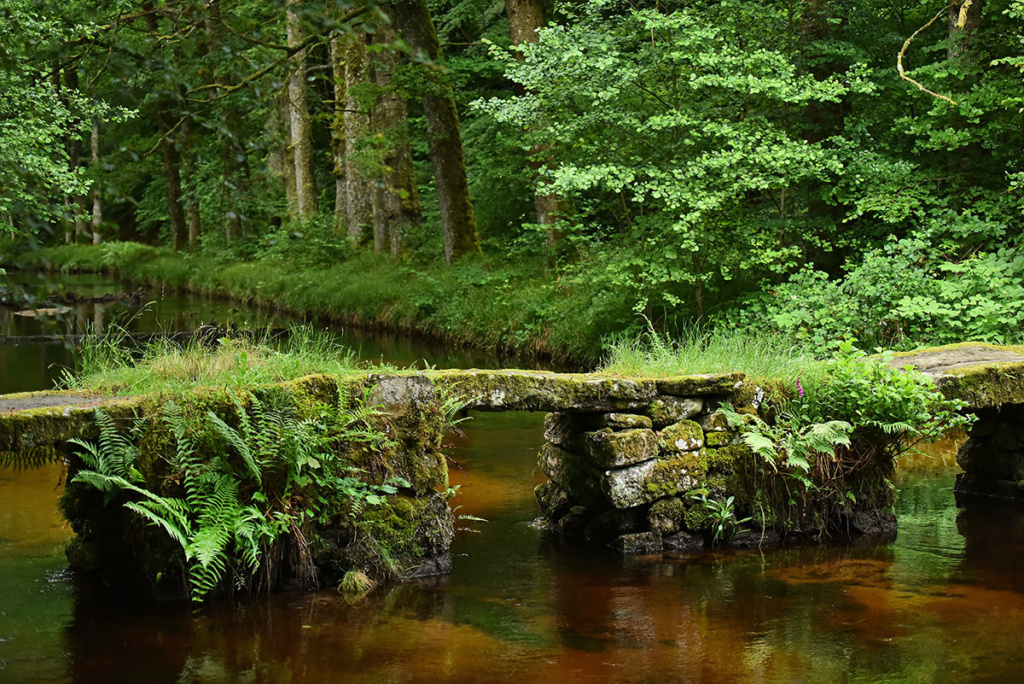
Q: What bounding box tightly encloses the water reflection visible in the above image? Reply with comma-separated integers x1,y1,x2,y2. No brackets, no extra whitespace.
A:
5,282,1024,680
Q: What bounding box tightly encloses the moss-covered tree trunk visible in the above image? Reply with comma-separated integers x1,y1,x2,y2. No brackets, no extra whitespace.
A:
505,0,567,248
181,115,201,248
373,16,422,257
89,116,102,245
948,0,985,60
286,0,318,221
342,31,375,245
64,65,88,243
392,0,480,265
330,32,348,235
158,111,188,252
275,92,299,220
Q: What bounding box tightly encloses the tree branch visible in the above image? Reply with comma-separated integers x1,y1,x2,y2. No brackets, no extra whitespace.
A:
897,4,959,106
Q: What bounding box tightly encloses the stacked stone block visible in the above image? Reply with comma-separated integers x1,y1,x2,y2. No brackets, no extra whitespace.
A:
535,386,751,554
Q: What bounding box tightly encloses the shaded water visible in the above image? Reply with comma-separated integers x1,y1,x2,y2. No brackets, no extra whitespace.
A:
0,271,511,394
2,276,1024,682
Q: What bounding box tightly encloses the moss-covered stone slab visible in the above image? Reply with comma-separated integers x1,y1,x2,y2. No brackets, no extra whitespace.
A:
887,343,1024,409
655,373,745,397
657,419,704,454
584,428,658,468
429,369,657,412
597,413,653,430
366,374,436,417
647,396,703,428
601,451,702,509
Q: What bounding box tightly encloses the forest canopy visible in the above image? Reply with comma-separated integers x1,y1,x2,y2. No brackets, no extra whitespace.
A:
2,0,1023,355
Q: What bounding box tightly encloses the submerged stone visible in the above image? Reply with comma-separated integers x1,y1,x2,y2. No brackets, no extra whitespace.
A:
584,428,658,468
611,531,663,554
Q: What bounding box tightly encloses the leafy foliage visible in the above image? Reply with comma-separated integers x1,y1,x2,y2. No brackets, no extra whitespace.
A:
69,389,405,601
718,342,973,533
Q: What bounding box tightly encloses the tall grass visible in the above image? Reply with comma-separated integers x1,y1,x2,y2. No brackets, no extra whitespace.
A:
61,326,374,395
601,325,824,387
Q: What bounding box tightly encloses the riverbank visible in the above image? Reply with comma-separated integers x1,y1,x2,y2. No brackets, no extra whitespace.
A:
1,242,639,366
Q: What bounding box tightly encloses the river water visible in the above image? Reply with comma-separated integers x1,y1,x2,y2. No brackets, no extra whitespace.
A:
2,275,1024,682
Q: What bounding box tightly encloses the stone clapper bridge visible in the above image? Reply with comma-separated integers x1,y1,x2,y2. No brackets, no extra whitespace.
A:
2,342,1023,591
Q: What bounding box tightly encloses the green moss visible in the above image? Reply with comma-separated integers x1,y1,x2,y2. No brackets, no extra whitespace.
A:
657,419,704,454
583,428,658,468
704,431,735,447
938,362,1024,408
647,496,687,535
705,444,752,474
654,373,745,396
643,449,709,500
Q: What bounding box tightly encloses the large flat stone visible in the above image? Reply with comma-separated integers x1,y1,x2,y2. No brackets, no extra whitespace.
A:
584,428,658,468
430,370,657,412
655,373,745,397
601,452,702,509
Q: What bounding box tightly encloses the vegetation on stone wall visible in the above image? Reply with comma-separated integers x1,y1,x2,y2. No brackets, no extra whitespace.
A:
59,359,456,601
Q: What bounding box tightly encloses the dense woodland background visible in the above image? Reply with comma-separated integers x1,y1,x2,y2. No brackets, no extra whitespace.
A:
2,0,1023,358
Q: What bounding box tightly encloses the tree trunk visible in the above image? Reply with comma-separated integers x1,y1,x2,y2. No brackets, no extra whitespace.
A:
90,117,102,244
276,93,299,218
505,0,545,46
393,0,480,265
64,66,88,242
158,113,187,252
330,33,348,235
505,0,567,243
373,19,422,258
181,116,201,248
948,0,985,61
286,0,318,221
342,31,374,245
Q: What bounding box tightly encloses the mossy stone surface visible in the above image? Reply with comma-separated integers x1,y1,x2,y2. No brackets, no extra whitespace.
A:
647,396,703,428
647,497,687,535
657,419,704,454
655,373,745,397
597,413,654,430
601,449,705,509
584,428,658,468
538,442,586,487
705,431,738,448
535,480,573,519
429,369,657,412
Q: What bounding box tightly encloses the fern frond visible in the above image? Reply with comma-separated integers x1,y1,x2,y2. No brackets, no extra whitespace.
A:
124,500,191,549
206,410,262,484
